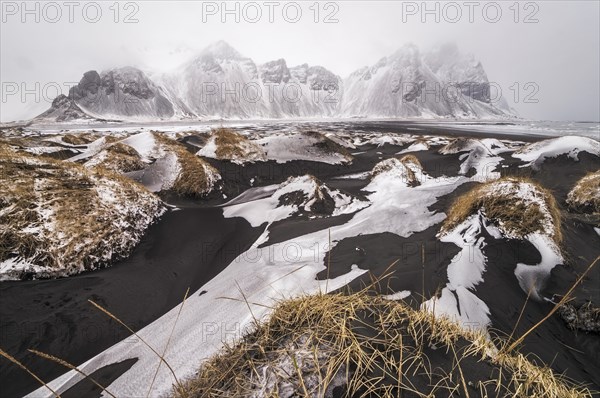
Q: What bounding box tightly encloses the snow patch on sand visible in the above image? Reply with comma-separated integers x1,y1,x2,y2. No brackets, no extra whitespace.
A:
440,138,507,182
383,290,411,301
514,233,563,301
255,132,351,164
398,141,429,154
223,175,368,230
422,214,492,330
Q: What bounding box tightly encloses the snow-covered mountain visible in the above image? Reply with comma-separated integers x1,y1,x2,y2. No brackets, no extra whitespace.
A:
35,41,513,122
342,43,510,118
158,41,342,119
37,67,177,122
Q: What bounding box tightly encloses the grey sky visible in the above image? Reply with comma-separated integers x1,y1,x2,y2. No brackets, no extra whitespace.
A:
1,0,599,122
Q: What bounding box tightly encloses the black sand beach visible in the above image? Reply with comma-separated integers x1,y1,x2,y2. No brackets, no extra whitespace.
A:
1,122,599,396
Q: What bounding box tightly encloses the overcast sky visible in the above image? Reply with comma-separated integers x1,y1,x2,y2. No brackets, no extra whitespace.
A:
1,0,599,122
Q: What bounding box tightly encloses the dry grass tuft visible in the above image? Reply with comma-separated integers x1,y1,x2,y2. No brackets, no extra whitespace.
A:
399,154,422,170
86,142,146,173
439,137,476,155
61,133,110,146
371,156,422,186
172,291,592,398
153,133,220,197
441,177,562,244
0,144,164,279
566,171,600,214
399,155,423,186
211,127,265,161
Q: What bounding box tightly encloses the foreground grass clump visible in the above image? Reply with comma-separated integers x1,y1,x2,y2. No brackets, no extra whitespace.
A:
0,144,165,279
173,292,591,398
442,176,562,243
566,171,600,214
153,133,221,197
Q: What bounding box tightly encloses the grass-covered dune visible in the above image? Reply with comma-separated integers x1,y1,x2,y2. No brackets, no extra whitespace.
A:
567,170,600,215
172,292,592,398
441,176,562,244
0,144,165,280
152,133,221,197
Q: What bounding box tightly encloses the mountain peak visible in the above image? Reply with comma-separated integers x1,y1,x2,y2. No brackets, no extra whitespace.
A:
200,41,244,60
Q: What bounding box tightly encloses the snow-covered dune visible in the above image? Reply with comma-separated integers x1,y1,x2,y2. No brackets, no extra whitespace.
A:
513,136,599,169
224,174,368,228
423,177,563,329
439,137,515,181
254,130,353,164
68,131,221,196
196,128,266,164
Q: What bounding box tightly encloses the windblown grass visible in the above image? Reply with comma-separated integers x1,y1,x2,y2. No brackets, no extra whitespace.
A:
566,171,600,215
441,176,562,244
153,133,220,197
172,291,592,398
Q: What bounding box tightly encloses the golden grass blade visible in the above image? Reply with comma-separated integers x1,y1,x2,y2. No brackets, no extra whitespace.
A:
358,259,400,294
505,281,535,347
0,348,61,397
326,228,332,294
147,287,190,398
451,346,470,398
214,296,274,310
87,299,183,391
28,349,116,398
288,350,310,397
235,280,258,327
421,243,425,306
504,255,599,353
